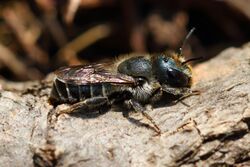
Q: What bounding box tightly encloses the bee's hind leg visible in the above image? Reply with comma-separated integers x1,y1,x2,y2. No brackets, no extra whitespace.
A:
56,97,109,116
126,99,161,135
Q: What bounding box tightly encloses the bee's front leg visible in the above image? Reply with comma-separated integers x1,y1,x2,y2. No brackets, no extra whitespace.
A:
125,99,161,135
162,84,192,96
56,97,109,116
162,85,200,106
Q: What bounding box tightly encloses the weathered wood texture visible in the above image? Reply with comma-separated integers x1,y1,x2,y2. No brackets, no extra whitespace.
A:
0,44,250,167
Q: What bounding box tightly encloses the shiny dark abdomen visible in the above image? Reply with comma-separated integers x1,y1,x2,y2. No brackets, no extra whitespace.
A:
49,78,109,105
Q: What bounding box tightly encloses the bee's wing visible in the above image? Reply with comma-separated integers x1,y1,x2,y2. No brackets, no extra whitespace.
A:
55,64,136,85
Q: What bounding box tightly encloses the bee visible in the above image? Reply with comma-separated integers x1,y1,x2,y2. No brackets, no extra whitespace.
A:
49,28,200,134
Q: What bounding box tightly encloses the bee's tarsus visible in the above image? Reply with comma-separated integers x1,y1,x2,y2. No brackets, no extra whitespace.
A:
128,99,161,134
173,90,201,106
141,111,162,135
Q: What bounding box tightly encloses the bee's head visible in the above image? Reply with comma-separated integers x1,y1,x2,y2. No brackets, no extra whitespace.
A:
153,53,193,88
153,27,202,88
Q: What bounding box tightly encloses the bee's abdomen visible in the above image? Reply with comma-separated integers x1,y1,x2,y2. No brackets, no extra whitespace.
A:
49,78,109,105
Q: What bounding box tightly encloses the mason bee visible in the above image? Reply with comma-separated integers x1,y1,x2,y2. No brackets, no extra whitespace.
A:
49,28,199,134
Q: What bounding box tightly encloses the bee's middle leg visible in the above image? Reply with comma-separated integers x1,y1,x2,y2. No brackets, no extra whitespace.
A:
56,97,109,116
126,99,161,135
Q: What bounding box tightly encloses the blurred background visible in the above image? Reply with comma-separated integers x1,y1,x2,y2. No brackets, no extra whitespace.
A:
0,0,249,81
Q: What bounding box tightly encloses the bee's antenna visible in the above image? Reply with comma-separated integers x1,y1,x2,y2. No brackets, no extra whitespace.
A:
181,56,203,65
179,27,196,56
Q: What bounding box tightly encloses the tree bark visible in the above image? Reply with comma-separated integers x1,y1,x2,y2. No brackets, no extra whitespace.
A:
0,43,250,167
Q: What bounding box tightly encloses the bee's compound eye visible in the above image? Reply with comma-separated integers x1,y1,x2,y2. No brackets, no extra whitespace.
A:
166,68,190,87
154,56,191,87
135,77,147,86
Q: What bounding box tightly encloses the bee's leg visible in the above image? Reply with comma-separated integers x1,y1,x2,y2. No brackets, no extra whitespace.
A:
162,85,192,96
56,97,109,116
162,85,200,106
127,99,161,135
173,92,200,107
174,90,200,102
